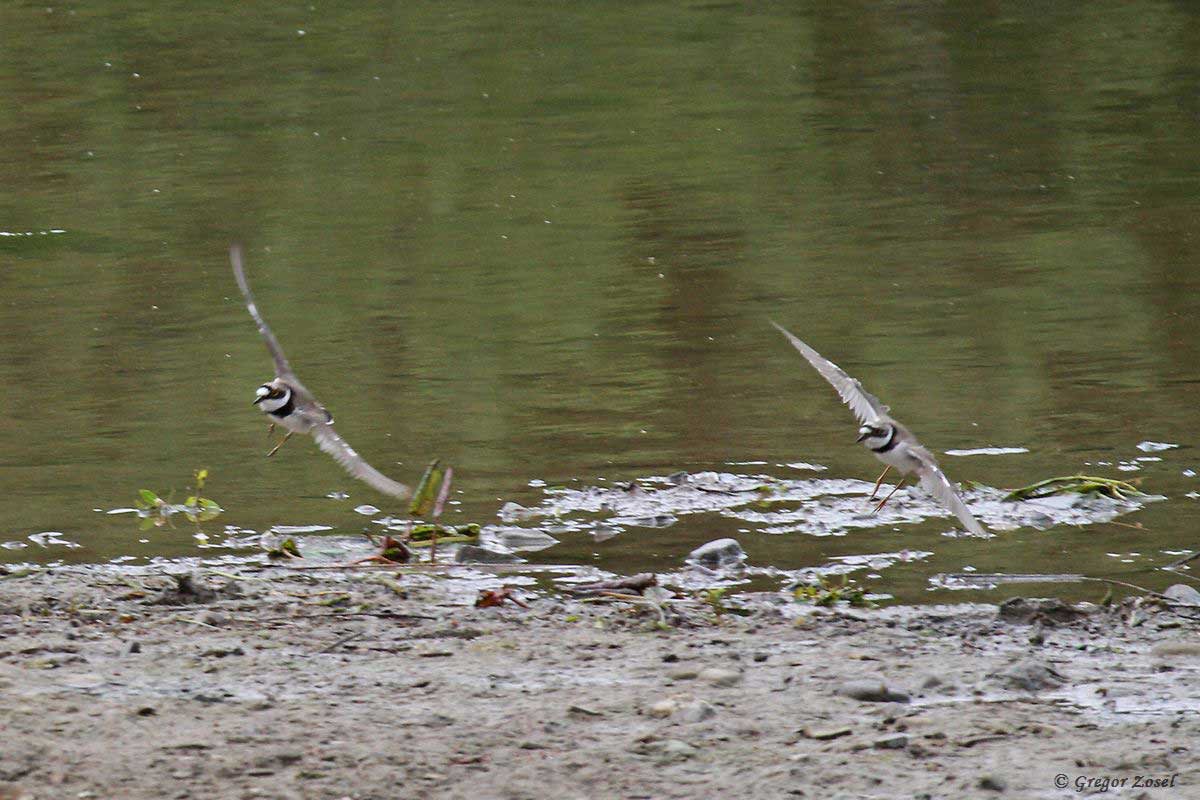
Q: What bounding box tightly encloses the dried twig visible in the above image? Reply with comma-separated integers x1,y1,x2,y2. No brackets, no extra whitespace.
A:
566,573,657,597
1076,576,1166,599
318,629,367,654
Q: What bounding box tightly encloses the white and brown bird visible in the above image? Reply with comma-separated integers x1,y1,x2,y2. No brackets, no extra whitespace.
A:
231,244,411,500
771,321,987,537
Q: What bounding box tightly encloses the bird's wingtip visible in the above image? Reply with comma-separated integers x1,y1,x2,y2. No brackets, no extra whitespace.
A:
768,319,793,336
229,243,246,275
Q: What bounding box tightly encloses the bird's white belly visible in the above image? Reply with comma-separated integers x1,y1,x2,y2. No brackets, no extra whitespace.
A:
268,411,315,434
872,445,918,474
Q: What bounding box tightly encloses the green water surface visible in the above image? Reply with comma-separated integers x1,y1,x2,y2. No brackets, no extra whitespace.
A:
3,2,1198,602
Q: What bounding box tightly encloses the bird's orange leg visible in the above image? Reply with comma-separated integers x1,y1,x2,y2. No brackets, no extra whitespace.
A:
869,466,892,499
265,431,293,458
872,476,908,514
349,534,411,566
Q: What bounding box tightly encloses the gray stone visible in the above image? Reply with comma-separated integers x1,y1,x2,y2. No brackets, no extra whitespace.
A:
837,680,910,703
1163,584,1200,606
454,545,526,564
686,538,747,569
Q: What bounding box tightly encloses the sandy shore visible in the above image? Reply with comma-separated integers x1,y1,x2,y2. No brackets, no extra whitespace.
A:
1,564,1198,800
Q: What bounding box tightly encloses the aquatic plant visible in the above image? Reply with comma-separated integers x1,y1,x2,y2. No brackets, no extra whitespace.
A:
1003,475,1144,502
793,574,869,608
133,468,222,530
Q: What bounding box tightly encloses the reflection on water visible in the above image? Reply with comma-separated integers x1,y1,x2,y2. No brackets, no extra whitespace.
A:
2,2,1199,602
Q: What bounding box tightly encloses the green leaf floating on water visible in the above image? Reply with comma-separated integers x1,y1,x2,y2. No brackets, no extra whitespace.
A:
409,459,452,518
266,537,302,559
405,523,480,547
138,489,161,507
186,497,223,523
1004,475,1145,502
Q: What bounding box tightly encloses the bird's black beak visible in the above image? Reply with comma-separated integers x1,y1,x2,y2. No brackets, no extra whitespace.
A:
855,431,869,442
856,427,876,442
253,396,266,405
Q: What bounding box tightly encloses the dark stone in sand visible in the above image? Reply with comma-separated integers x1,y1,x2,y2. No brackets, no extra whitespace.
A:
837,680,910,703
979,774,1007,792
998,598,1089,625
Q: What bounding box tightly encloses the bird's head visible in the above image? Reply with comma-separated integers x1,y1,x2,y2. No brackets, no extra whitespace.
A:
253,380,292,412
856,423,890,444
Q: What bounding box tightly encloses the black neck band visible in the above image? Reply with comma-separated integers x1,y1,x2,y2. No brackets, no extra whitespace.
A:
870,426,898,453
269,394,295,419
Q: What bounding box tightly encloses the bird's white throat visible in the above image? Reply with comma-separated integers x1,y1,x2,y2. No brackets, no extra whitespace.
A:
258,386,292,414
860,424,896,452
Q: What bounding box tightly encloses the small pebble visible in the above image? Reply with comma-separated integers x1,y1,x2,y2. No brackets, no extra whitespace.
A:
874,733,909,749
697,667,742,687
644,739,697,761
802,726,852,741
647,699,678,719
992,661,1065,692
1151,641,1200,658
979,774,1007,792
678,700,716,723
838,680,910,703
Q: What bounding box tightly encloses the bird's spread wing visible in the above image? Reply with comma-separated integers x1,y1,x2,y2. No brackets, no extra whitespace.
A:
770,321,891,425
911,449,988,537
230,244,300,386
311,422,412,500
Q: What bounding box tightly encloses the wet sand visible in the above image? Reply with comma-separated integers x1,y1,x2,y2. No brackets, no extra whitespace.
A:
1,564,1197,800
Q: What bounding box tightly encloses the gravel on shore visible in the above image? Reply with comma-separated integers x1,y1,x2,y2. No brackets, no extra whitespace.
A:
1,564,1197,800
